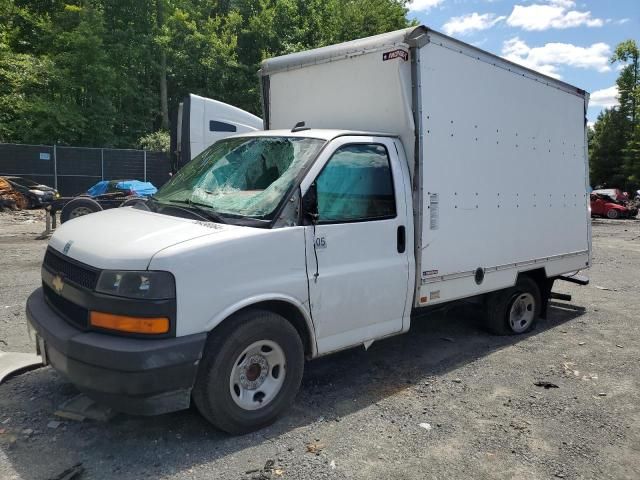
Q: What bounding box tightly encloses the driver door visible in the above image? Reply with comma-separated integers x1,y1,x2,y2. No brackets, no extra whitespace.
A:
301,137,413,354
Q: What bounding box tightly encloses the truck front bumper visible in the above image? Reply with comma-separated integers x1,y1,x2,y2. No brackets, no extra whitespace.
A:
26,288,207,416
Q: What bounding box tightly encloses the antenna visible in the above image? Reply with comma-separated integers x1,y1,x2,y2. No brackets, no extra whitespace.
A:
291,121,310,132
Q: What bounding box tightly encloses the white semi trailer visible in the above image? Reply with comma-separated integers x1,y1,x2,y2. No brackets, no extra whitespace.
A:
27,26,590,434
172,94,263,170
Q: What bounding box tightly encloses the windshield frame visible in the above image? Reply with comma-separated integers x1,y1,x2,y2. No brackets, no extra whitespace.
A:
153,134,329,228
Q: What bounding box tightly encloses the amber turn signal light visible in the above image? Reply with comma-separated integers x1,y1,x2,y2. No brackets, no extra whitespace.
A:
89,311,169,334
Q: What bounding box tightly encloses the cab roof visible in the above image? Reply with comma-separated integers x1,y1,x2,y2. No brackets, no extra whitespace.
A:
228,128,398,142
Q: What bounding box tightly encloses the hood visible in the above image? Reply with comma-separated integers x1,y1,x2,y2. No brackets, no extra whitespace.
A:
48,207,237,270
33,184,57,192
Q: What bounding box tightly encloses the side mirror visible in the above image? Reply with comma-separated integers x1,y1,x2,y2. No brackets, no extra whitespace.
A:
302,182,318,223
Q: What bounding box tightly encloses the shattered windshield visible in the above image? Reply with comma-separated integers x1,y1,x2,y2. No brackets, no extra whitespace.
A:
154,136,325,219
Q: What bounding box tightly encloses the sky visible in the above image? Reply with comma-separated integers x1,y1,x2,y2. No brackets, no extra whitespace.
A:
406,0,640,126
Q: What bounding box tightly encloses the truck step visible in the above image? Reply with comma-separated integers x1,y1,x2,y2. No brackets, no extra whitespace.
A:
550,292,572,301
558,274,590,286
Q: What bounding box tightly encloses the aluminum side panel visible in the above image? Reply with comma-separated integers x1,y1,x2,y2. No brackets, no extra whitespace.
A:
417,42,590,305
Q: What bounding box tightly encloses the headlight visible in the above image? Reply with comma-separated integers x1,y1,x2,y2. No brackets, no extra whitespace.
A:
96,271,175,299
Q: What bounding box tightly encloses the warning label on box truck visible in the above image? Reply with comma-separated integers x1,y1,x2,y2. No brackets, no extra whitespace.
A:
382,49,408,62
429,193,439,230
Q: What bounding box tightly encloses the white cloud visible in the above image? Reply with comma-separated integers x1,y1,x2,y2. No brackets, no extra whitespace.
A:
502,37,611,79
506,0,603,31
587,121,595,129
442,12,506,36
472,38,489,48
590,86,619,108
548,0,574,7
408,0,444,12
617,18,630,25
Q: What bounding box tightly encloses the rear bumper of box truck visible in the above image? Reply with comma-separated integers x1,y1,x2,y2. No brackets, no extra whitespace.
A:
26,288,207,415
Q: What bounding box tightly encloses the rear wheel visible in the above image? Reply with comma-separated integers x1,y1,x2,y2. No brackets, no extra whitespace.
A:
606,208,619,219
60,197,102,223
192,309,304,435
120,197,149,210
485,276,541,335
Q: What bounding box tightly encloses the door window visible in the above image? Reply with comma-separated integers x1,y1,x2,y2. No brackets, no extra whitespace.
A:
316,144,396,223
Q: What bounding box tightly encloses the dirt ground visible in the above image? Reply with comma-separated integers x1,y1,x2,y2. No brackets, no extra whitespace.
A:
0,210,638,480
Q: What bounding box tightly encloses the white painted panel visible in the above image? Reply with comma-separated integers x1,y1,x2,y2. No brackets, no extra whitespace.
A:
150,225,310,338
418,39,589,305
268,49,416,175
189,95,263,158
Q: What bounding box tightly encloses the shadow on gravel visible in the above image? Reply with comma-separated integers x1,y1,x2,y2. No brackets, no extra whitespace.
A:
0,301,585,479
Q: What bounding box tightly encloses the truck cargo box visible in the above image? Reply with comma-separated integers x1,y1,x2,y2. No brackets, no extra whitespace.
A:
261,25,591,308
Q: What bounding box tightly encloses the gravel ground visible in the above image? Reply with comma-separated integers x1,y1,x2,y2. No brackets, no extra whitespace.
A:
0,210,639,480
0,211,47,353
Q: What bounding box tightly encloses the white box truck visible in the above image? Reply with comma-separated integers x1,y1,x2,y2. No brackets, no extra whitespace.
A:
26,26,591,434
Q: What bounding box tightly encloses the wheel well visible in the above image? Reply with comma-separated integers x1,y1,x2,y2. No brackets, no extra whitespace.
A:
517,268,554,318
217,301,314,357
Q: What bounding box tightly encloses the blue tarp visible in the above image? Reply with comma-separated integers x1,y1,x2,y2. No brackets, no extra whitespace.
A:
86,180,157,197
115,180,157,197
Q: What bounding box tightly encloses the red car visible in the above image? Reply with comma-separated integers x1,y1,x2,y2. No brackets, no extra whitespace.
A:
590,193,633,219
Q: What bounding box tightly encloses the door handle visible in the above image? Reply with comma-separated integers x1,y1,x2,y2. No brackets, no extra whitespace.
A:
397,225,406,254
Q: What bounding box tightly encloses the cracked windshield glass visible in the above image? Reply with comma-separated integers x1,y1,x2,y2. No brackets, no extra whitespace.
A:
155,136,325,219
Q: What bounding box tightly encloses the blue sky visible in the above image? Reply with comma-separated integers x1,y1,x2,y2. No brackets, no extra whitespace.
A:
406,0,639,125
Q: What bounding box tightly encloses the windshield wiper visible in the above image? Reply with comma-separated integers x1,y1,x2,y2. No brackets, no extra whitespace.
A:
167,199,227,224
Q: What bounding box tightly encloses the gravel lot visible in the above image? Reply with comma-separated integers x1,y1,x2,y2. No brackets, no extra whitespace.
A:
0,210,639,480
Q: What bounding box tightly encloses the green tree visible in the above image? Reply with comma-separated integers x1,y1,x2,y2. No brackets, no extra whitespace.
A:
1,1,119,146
138,129,169,152
589,108,628,188
611,40,640,187
335,0,416,41
590,39,640,190
612,40,639,126
0,0,413,147
46,4,118,146
0,0,53,143
101,0,158,147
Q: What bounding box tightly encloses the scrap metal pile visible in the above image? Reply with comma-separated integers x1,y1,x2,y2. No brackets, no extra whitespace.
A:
0,177,29,211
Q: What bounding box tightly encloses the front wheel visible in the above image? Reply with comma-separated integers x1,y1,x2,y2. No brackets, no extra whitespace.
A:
192,309,304,435
606,208,619,219
485,276,542,335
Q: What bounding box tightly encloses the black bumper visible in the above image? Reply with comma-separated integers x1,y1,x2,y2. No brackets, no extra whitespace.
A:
26,288,207,416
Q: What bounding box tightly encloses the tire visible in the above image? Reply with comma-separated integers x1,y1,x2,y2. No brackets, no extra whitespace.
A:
120,197,150,210
60,197,102,223
606,209,619,219
485,276,541,335
192,309,304,435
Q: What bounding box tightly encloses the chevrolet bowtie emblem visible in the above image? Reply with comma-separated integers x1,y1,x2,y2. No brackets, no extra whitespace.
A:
52,275,64,294
63,240,73,255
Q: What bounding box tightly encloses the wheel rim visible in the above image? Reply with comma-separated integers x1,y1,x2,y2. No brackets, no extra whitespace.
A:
508,292,535,333
607,209,618,219
70,207,93,218
229,340,286,411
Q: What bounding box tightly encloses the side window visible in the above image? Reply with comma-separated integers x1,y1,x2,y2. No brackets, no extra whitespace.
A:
316,144,396,223
209,121,237,132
